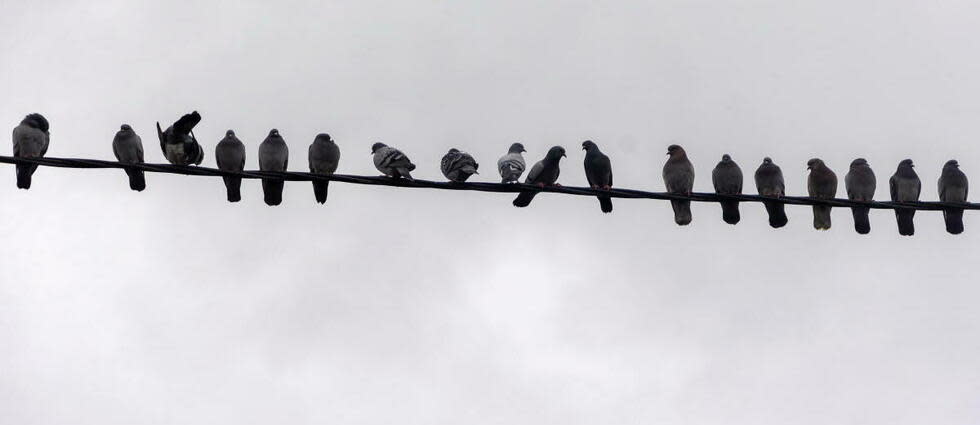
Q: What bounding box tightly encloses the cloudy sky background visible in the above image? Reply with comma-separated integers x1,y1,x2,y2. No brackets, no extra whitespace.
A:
2,1,979,423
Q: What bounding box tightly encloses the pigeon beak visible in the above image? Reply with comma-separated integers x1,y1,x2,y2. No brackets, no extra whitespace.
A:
562,153,567,158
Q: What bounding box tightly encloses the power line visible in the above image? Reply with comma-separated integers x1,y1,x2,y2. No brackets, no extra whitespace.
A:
1,155,976,211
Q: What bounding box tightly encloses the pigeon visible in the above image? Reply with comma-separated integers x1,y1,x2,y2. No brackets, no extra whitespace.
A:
807,158,838,230
754,157,788,228
889,159,921,236
215,130,246,202
498,143,526,183
157,111,204,165
663,144,694,225
582,140,613,213
844,158,876,234
513,146,566,207
112,124,145,191
12,113,50,189
938,159,969,235
372,142,416,180
711,154,743,225
441,148,479,182
259,129,289,206
308,133,341,204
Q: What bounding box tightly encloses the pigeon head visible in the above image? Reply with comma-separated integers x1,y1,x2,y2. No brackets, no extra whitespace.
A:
899,159,914,168
762,157,773,165
448,148,460,154
120,124,133,131
850,158,868,168
268,129,280,137
226,129,236,137
721,154,732,162
806,158,825,170
316,133,331,142
945,159,959,168
371,142,387,154
22,113,49,132
582,140,598,152
666,144,685,157
508,143,526,154
546,146,566,160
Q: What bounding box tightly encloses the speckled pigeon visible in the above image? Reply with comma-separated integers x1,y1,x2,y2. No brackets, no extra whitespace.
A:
441,148,479,182
498,143,526,183
372,142,415,180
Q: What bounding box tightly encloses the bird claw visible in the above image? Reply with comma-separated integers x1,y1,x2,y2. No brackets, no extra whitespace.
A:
602,185,611,190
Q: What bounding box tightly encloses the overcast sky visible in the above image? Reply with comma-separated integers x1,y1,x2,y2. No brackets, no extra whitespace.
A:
2,1,979,424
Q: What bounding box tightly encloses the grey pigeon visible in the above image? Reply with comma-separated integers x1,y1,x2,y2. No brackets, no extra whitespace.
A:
663,144,694,225
513,146,566,207
807,158,838,230
259,129,289,206
372,142,416,180
12,113,50,189
308,133,341,204
711,154,743,225
441,148,479,182
498,143,526,183
582,140,613,213
215,130,246,202
157,111,204,165
889,159,921,236
754,157,788,228
938,159,968,235
844,158,876,234
112,124,145,191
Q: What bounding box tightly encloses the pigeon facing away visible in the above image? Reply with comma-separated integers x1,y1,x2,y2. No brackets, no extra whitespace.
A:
112,124,145,191
844,158,876,234
157,111,204,166
889,159,921,236
582,140,613,213
372,143,416,180
513,146,566,207
215,130,246,202
938,159,969,234
663,144,694,225
308,133,341,204
259,129,289,206
807,158,838,230
498,143,526,183
712,154,743,225
441,148,479,182
754,157,788,228
12,113,50,189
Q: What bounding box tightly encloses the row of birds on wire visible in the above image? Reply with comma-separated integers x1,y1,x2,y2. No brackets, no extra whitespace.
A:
10,111,971,235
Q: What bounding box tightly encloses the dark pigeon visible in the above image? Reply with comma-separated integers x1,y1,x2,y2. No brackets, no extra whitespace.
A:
215,130,246,202
807,158,838,230
112,124,145,191
259,129,288,206
157,111,204,166
663,144,694,225
754,157,788,228
582,140,613,213
844,158,876,234
513,146,565,207
889,159,921,236
938,159,968,235
12,113,50,189
309,133,341,204
712,154,743,225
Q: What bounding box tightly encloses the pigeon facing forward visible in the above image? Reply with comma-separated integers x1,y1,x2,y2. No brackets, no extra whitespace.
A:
441,148,479,182
582,140,613,213
712,154,743,225
157,111,204,165
112,124,145,191
259,129,289,206
308,133,341,204
498,143,526,183
215,130,246,202
938,159,969,235
372,143,416,180
844,158,876,234
755,157,788,228
513,146,566,207
807,158,838,230
12,113,50,189
889,159,921,236
663,144,694,225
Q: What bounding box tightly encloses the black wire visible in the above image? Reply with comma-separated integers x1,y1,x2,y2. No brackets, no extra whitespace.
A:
1,155,976,211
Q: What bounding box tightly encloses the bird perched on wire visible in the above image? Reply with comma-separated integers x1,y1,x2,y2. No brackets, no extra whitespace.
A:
441,148,479,182
308,133,341,204
582,140,613,213
112,124,145,191
497,143,526,183
712,154,743,225
807,158,838,230
889,159,921,236
938,159,968,235
157,111,204,166
372,143,416,180
215,130,246,202
259,129,289,206
663,144,694,225
513,146,565,208
12,113,50,189
755,157,788,228
844,158,876,234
